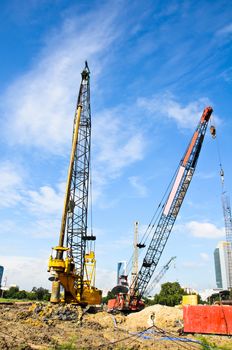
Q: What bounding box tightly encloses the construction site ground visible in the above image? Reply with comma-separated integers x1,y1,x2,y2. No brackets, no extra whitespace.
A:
0,302,232,350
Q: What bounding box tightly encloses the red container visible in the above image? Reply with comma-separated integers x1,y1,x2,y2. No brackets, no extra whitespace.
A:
184,305,232,335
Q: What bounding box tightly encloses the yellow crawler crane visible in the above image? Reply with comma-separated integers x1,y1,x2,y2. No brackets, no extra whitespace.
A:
48,62,102,305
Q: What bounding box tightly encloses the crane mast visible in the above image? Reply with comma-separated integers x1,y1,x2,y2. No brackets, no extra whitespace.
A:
130,221,139,294
221,188,232,289
66,62,92,285
48,62,102,305
131,107,213,301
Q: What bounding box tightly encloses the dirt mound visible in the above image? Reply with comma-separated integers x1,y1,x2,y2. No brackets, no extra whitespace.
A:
86,310,126,329
125,304,183,331
0,303,82,350
1,303,232,349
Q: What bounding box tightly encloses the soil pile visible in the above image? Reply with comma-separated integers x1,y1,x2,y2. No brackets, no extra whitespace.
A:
1,302,232,349
125,304,183,331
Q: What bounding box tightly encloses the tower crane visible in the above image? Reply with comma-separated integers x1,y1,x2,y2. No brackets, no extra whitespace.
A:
108,106,213,312
48,62,102,305
220,171,232,289
210,123,232,290
145,256,176,297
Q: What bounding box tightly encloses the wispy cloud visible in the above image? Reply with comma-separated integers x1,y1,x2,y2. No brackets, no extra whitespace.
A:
138,93,213,129
1,4,120,154
182,261,205,268
0,255,50,290
128,176,148,197
0,159,63,238
27,183,65,215
216,23,232,36
0,3,148,207
93,108,145,175
91,107,146,203
1,254,117,293
0,162,24,207
186,221,224,239
200,252,210,261
220,67,232,83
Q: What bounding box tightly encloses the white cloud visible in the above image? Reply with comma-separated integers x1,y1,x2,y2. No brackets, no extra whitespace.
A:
200,252,210,261
1,255,50,291
0,4,147,206
128,176,147,197
0,254,116,294
216,23,232,36
0,160,64,238
29,217,61,239
138,93,213,129
1,5,120,154
0,157,64,224
91,108,146,203
27,183,65,215
0,162,24,207
93,109,145,175
186,221,224,239
96,268,117,296
182,261,204,268
220,67,232,83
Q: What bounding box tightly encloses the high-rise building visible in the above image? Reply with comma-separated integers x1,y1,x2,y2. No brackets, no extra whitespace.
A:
214,241,232,289
0,266,4,287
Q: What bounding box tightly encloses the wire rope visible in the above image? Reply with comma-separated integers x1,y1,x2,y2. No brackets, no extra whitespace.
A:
126,164,180,278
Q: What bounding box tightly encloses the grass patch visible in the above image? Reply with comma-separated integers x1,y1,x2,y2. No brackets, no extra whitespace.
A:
198,336,232,350
50,337,84,350
0,298,21,303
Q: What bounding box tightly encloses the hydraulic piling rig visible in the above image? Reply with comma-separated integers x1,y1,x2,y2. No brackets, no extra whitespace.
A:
48,62,102,305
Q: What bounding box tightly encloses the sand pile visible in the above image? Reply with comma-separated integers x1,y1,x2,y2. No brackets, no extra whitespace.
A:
125,304,183,331
86,311,126,329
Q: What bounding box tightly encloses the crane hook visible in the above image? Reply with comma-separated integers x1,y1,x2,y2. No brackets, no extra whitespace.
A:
210,125,216,139
220,168,224,186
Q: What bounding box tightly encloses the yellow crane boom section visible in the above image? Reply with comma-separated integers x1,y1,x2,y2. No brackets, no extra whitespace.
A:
48,101,101,305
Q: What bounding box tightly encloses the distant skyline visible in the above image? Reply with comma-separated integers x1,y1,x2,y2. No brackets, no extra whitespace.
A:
0,0,232,294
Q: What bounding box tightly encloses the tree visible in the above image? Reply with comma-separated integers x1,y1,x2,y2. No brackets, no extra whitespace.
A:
16,290,27,299
3,286,50,301
32,287,50,300
152,282,185,306
102,291,115,304
4,286,20,299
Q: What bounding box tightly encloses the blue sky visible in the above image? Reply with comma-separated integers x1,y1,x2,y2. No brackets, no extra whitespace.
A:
0,0,232,295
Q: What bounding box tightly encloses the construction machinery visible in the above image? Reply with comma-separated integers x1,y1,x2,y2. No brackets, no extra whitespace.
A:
211,122,232,292
108,106,213,312
48,62,102,306
220,172,232,290
145,256,176,297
